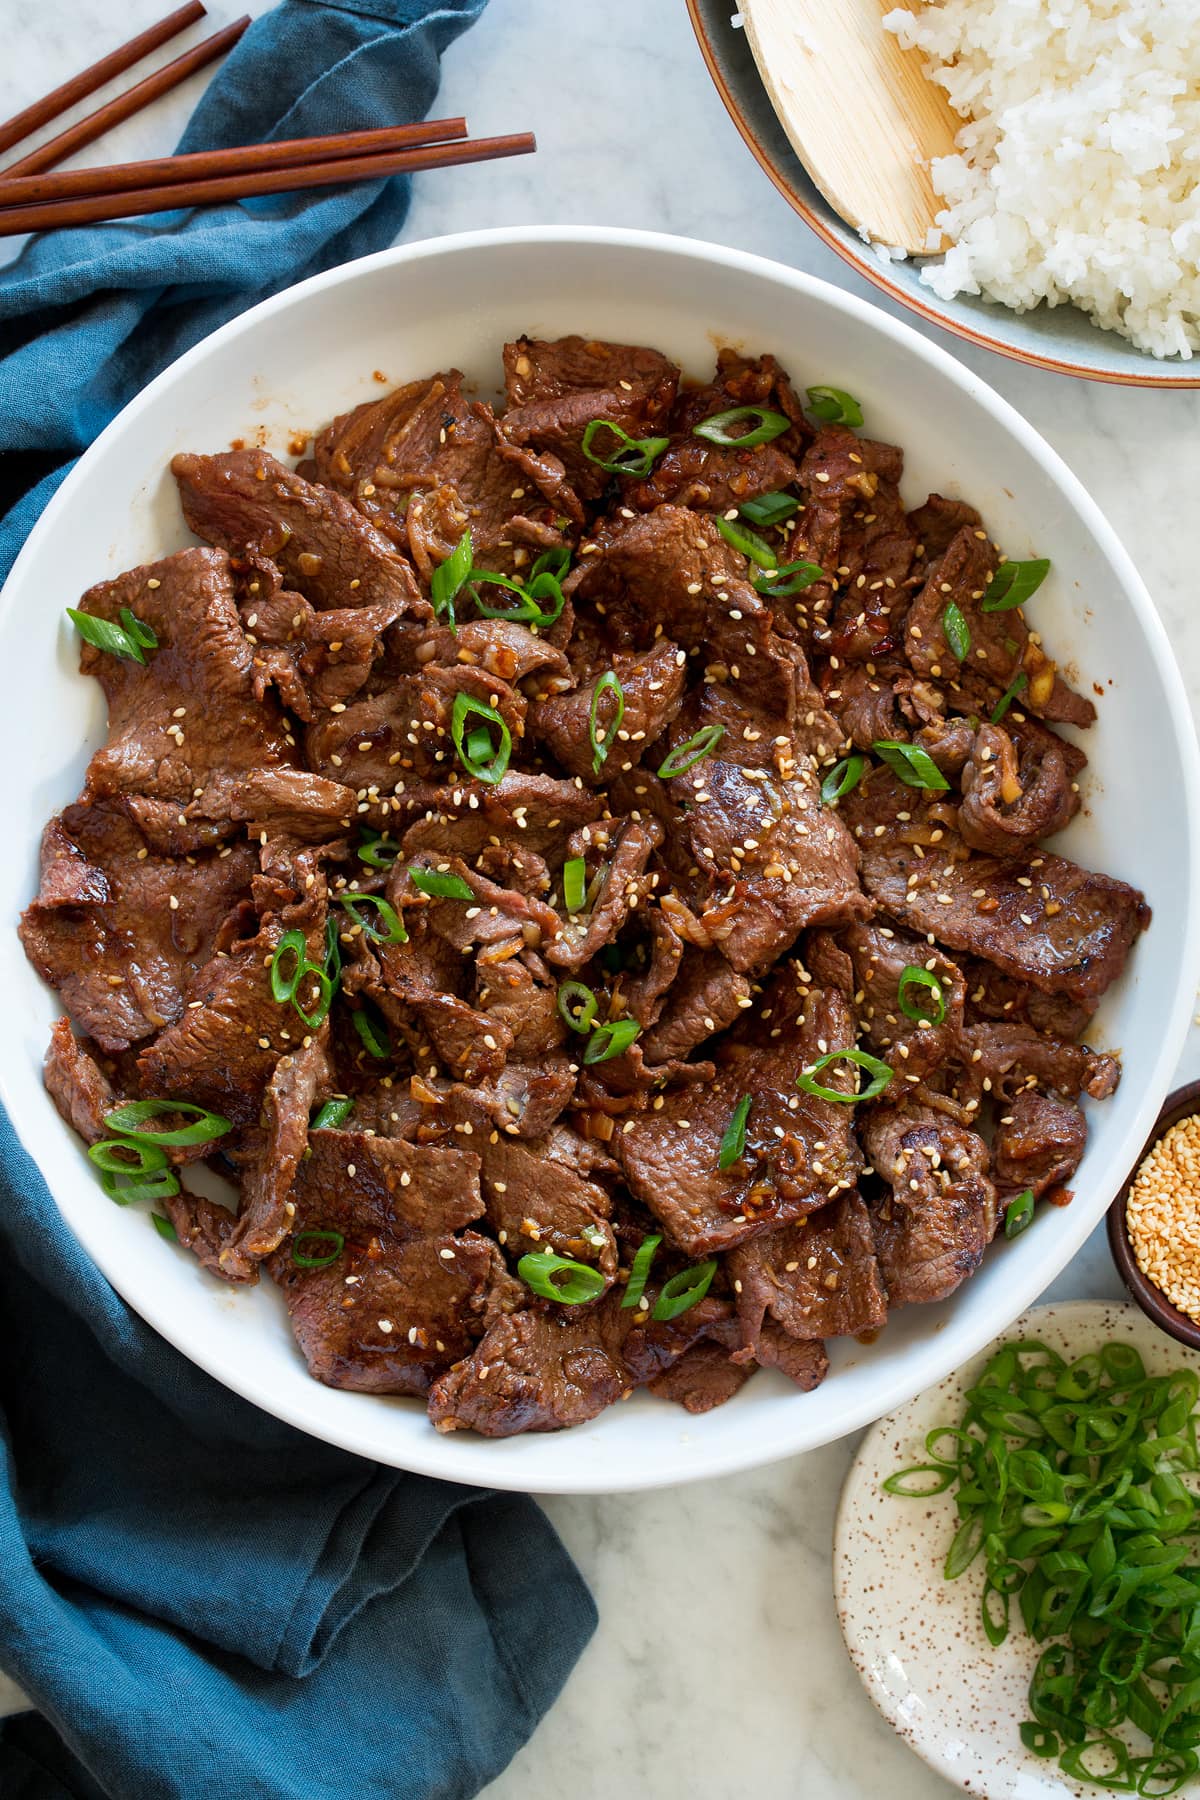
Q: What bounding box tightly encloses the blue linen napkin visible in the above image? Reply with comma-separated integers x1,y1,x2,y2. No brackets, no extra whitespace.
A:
0,4,596,1795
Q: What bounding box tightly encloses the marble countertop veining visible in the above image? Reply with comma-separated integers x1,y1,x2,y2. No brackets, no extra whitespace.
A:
3,0,1199,1792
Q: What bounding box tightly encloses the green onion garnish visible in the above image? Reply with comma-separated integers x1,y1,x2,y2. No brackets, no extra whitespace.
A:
898,966,946,1026
1004,1189,1035,1239
739,491,799,528
292,1229,345,1270
409,867,474,901
820,754,867,805
357,830,400,869
311,1098,354,1130
715,515,778,569
324,915,342,986
991,672,1029,724
464,568,565,629
621,1234,662,1310
293,964,333,1031
752,559,825,598
796,1048,893,1104
657,724,725,779
531,545,571,582
718,1095,752,1170
351,1005,391,1061
581,419,669,478
67,607,152,665
451,691,511,785
693,406,790,447
652,1259,718,1322
805,385,864,427
431,529,472,630
336,892,407,944
981,558,1051,613
942,600,971,661
270,929,309,1003
583,1018,641,1064
89,1137,170,1176
98,1166,181,1206
119,608,158,650
151,1211,177,1241
101,1100,232,1148
557,980,598,1034
518,1251,607,1305
588,670,624,775
872,740,951,792
562,857,588,915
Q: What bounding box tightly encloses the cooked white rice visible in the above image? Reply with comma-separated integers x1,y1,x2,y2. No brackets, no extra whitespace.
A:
881,1,1200,359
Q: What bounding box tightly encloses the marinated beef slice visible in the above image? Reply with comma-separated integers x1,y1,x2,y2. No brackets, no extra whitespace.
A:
863,1103,997,1307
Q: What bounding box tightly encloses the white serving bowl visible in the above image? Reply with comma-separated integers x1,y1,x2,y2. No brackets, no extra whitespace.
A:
3,227,1196,1493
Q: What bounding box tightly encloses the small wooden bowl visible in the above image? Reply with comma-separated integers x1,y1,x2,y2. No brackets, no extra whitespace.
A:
1107,1079,1200,1351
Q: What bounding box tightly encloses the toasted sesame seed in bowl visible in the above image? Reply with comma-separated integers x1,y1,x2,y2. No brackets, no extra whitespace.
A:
1108,1080,1200,1353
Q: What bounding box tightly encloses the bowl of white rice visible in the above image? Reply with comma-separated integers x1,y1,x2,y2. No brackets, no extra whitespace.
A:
688,0,1200,386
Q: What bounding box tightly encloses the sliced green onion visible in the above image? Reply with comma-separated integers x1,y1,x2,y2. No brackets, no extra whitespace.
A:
693,406,790,447
336,892,407,944
99,1166,181,1206
581,419,669,478
718,1095,752,1170
657,725,725,779
898,966,947,1026
872,740,951,792
588,671,624,775
652,1259,718,1322
942,600,971,661
753,559,825,598
981,559,1051,613
990,673,1029,724
431,528,472,630
820,754,867,805
739,491,799,527
1005,1189,1036,1239
715,515,778,569
101,1100,232,1148
621,1234,662,1310
796,1047,893,1104
119,608,158,650
518,1250,607,1305
270,928,308,1003
324,915,342,986
409,866,474,901
562,857,588,915
311,1098,354,1130
464,568,564,628
292,1229,345,1270
67,607,147,665
557,980,598,1034
351,1006,391,1061
805,385,864,427
89,1137,170,1176
451,691,511,785
357,829,400,869
531,546,571,582
583,1018,641,1064
881,1464,956,1497
291,963,332,1030
151,1211,177,1241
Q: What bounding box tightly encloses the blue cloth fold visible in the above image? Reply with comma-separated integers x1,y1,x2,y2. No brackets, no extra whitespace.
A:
0,4,596,1795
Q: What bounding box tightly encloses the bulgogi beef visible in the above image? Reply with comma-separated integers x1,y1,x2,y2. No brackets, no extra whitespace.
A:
22,336,1147,1438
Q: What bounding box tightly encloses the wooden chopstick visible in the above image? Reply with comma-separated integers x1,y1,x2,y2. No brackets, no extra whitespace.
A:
0,132,537,237
0,1,207,158
2,17,251,179
0,120,470,208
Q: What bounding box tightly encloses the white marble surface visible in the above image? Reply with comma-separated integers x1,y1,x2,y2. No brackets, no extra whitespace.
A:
3,0,1200,1792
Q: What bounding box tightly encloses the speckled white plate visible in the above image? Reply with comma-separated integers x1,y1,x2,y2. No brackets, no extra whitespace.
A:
834,1301,1200,1798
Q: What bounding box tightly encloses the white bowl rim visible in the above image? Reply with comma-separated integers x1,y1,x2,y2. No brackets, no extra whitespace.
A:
5,224,1199,1492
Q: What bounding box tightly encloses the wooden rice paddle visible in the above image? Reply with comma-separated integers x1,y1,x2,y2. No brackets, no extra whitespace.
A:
739,0,961,255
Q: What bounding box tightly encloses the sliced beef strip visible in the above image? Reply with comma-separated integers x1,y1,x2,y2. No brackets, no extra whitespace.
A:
783,425,909,640
843,767,1149,1006
545,816,663,971
288,1126,484,1241
726,1191,887,1360
614,970,864,1257
273,1231,521,1396
991,1092,1087,1198
172,450,427,617
305,662,525,793
907,493,983,570
429,1304,629,1434
44,1018,116,1143
616,908,688,1030
752,1323,830,1390
863,1102,997,1307
239,580,404,721
812,921,966,1082
397,855,560,956
411,618,571,692
564,503,754,650
962,958,1096,1040
409,1057,578,1142
962,1021,1120,1101
959,723,1077,856
479,1134,617,1283
183,768,357,844
659,685,869,975
399,770,603,866
216,1034,330,1282
902,524,1095,729
20,799,258,1054
640,949,751,1060
820,661,910,749
74,547,295,805
163,1188,245,1283
666,349,813,455
530,639,687,785
647,1337,755,1413
474,950,566,1062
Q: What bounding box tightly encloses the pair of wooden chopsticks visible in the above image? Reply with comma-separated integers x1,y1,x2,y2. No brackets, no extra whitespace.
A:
0,2,534,238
